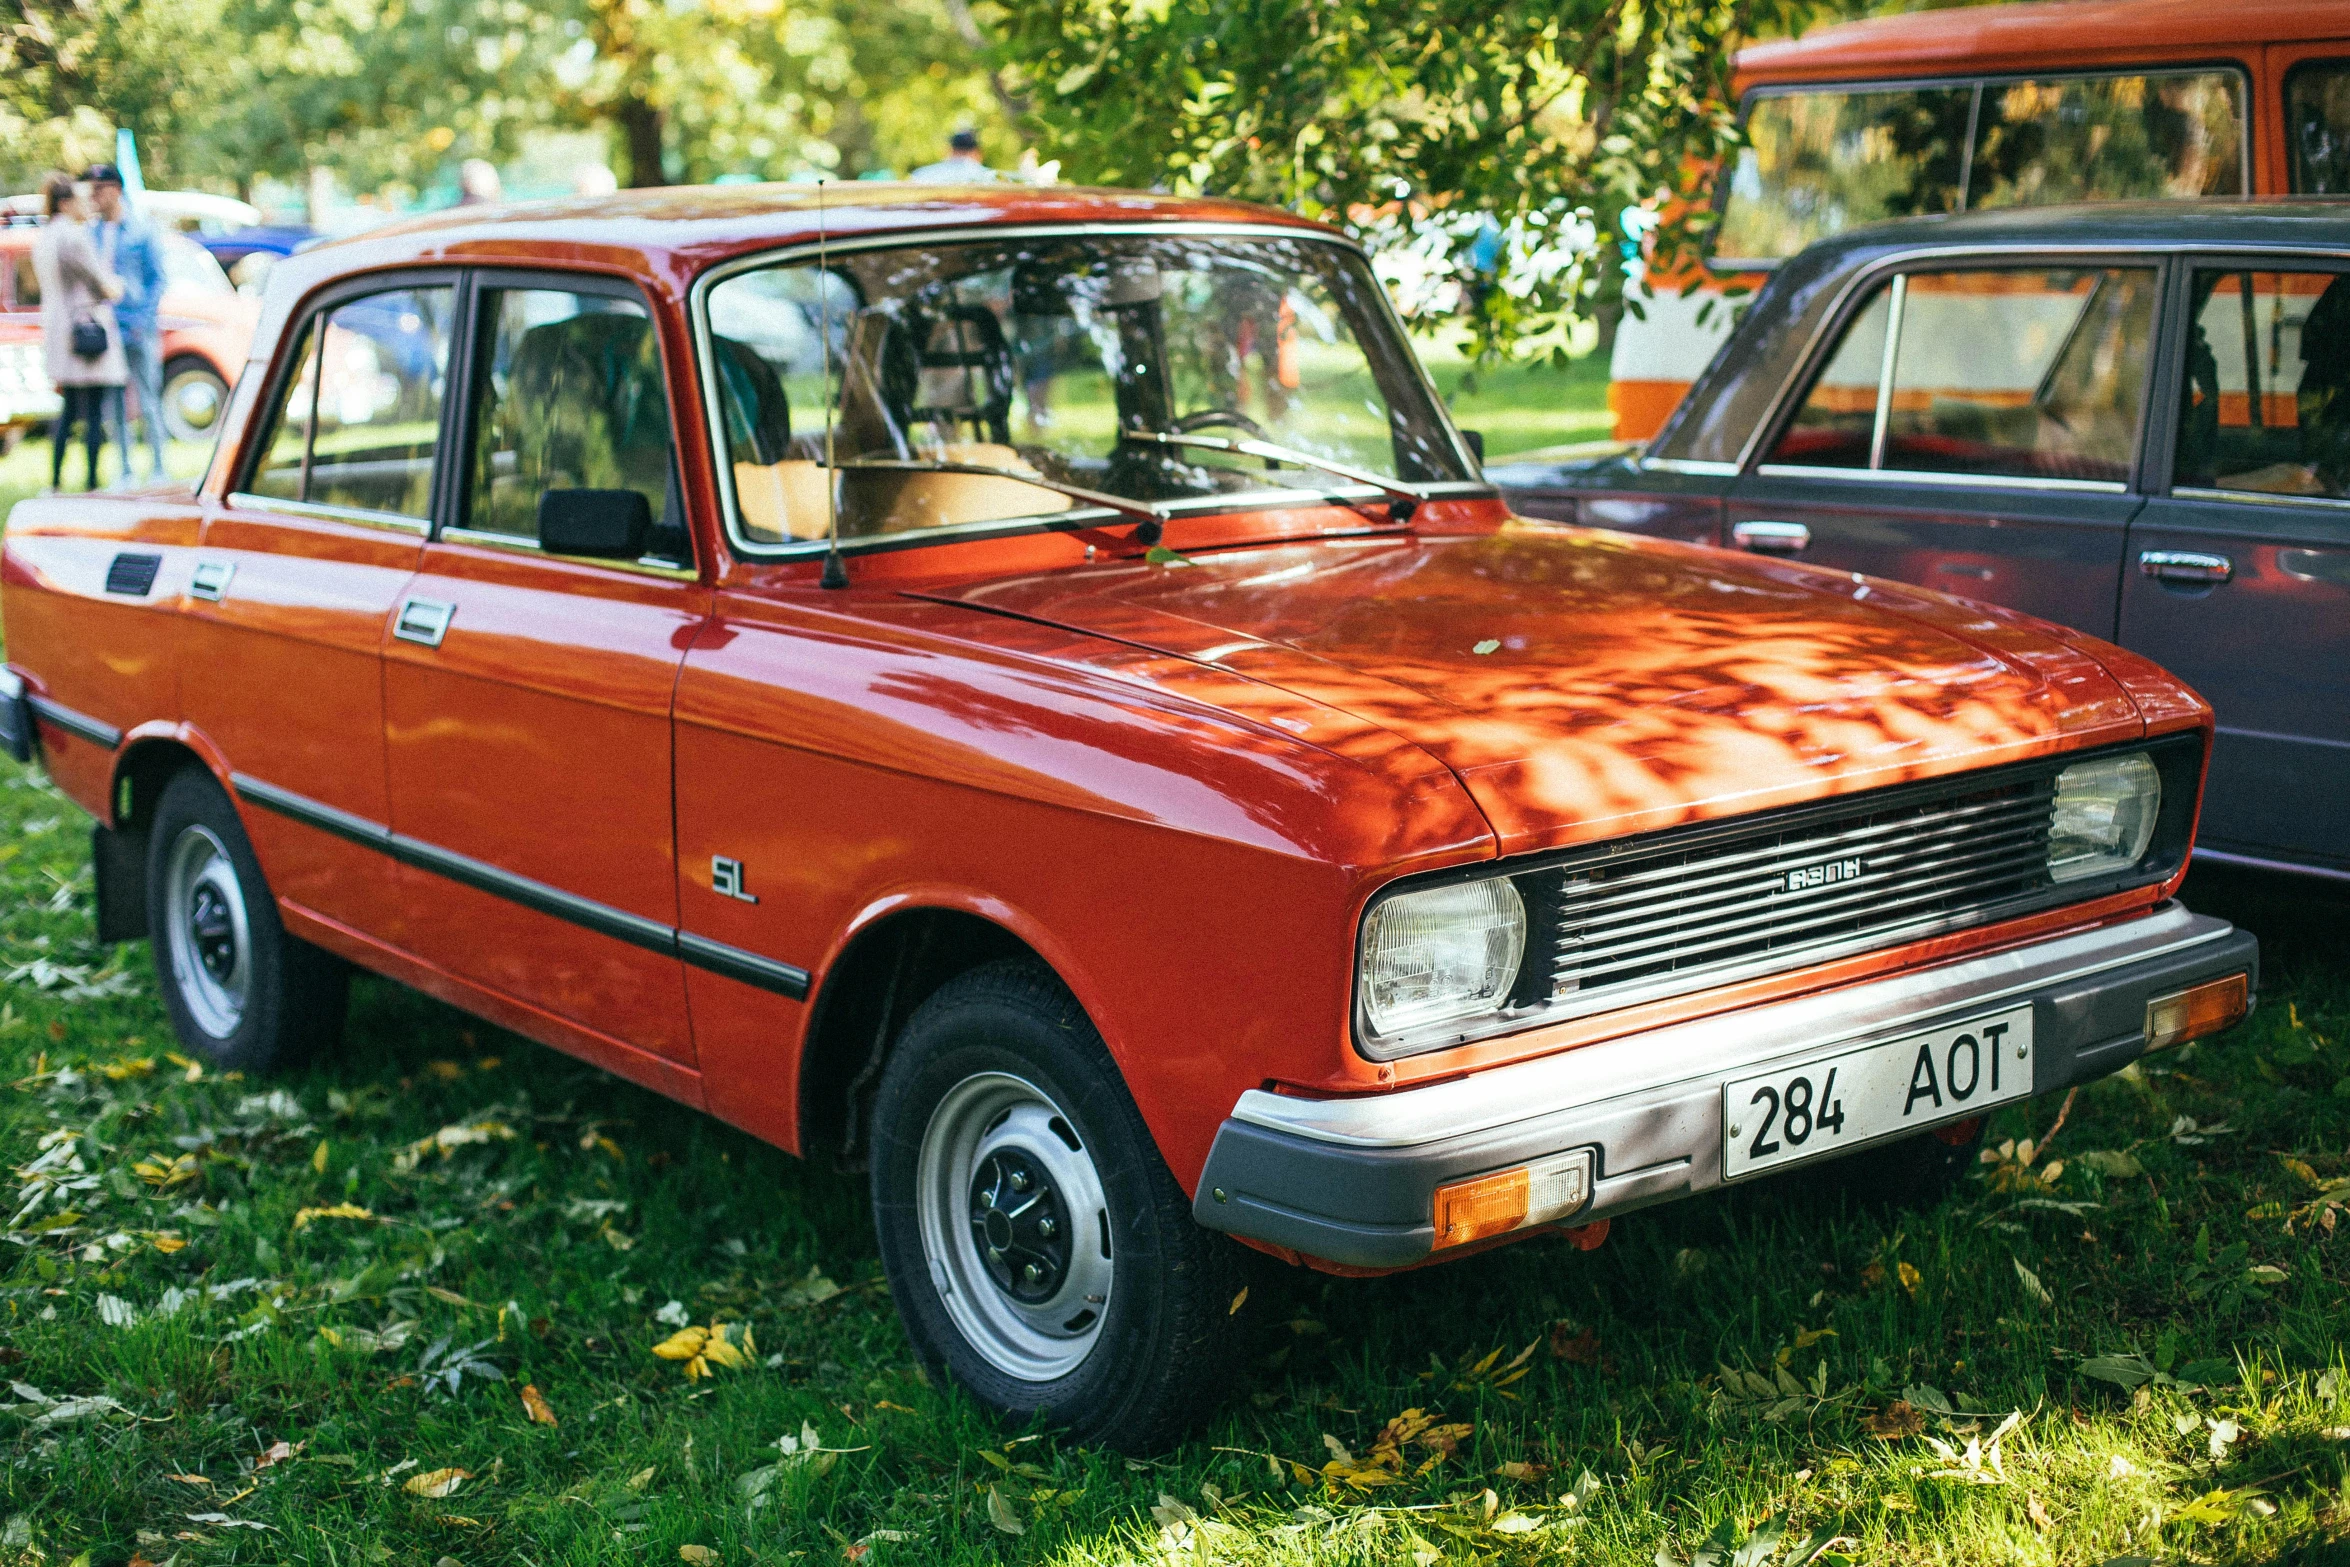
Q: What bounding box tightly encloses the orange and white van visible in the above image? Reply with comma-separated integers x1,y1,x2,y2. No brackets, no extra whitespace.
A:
1608,0,2350,441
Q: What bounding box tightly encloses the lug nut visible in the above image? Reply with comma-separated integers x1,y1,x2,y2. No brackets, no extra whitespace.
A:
1037,1217,1055,1238
1009,1169,1031,1191
1022,1263,1043,1285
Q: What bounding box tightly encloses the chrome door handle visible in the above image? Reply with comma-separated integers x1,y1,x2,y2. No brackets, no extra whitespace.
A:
393,597,456,647
1731,520,1811,556
189,560,235,602
2137,550,2232,585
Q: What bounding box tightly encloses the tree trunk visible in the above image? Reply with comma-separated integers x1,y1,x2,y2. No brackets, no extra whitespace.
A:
617,98,668,187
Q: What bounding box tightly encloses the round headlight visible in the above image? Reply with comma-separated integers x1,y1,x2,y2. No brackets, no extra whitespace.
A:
1359,877,1526,1044
2048,751,2161,883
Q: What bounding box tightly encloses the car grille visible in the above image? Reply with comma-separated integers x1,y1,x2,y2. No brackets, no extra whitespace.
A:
1515,768,2063,1019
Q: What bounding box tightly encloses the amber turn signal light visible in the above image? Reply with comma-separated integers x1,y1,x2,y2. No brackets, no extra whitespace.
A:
1431,1152,1594,1252
2144,972,2249,1052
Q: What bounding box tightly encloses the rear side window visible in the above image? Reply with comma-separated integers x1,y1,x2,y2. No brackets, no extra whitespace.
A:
2287,61,2350,195
1769,266,2159,484
1722,69,2247,263
2175,268,2350,501
246,285,456,520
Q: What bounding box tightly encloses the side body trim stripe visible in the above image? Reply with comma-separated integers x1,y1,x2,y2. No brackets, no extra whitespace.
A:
30,697,123,750
231,774,811,1001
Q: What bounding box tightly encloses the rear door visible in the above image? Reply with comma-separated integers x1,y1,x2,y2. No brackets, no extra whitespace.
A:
2123,258,2350,877
380,272,709,1071
1726,260,2160,638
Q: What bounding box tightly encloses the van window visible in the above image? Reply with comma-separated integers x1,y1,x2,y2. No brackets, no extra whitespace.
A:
2287,61,2350,195
1721,69,2248,262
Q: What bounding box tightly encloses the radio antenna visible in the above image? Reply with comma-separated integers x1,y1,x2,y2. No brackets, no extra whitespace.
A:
816,177,848,590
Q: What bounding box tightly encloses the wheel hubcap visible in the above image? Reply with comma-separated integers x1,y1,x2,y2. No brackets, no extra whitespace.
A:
916,1072,1113,1382
162,824,249,1039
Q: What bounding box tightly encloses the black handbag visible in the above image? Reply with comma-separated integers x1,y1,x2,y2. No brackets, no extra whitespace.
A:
70,317,107,360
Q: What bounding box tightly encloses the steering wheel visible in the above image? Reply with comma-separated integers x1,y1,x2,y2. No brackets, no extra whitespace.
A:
1171,408,1267,438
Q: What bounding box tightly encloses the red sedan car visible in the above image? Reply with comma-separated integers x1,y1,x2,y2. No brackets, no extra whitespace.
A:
0,187,2256,1446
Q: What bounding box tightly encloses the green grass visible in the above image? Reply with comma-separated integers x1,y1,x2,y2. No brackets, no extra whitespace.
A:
0,750,2345,1563
1,432,216,507
1422,345,1617,459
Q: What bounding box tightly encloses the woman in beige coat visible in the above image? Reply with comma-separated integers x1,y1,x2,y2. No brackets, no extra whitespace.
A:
32,173,127,491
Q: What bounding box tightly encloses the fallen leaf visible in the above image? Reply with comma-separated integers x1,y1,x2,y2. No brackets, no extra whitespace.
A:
1793,1326,1837,1349
679,1547,719,1565
1549,1324,1600,1363
166,1473,212,1487
519,1384,557,1426
403,1466,470,1499
1471,639,1501,655
1494,1460,1549,1482
292,1203,374,1230
1897,1261,1921,1297
254,1440,296,1470
1143,544,1195,567
781,1264,843,1309
1229,1286,1249,1317
627,1466,657,1489
2028,1494,2052,1532
2014,1259,2055,1307
1862,1401,1925,1439
312,1141,330,1174
986,1484,1025,1535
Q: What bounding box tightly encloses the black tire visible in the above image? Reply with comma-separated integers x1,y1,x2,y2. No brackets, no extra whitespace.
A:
870,959,1242,1451
145,767,347,1071
157,357,230,445
1795,1115,1986,1210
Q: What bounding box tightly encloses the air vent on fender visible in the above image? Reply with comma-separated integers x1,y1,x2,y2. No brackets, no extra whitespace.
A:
104,551,162,597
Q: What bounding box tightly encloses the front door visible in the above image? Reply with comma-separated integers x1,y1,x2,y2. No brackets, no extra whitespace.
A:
1728,262,2161,638
2123,261,2350,876
382,275,708,1067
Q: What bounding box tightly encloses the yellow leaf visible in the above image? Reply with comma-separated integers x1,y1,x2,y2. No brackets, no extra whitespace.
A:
1794,1326,1837,1349
101,1056,154,1080
312,1140,330,1175
147,1232,187,1254
700,1334,748,1372
1229,1286,1249,1316
519,1384,558,1426
652,1327,710,1360
425,1060,464,1082
133,1153,199,1190
292,1203,374,1230
679,1547,719,1565
1897,1261,1921,1297
627,1466,657,1489
404,1466,470,1498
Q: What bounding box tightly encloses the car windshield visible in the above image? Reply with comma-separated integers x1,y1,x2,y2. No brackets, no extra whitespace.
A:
702,230,1471,548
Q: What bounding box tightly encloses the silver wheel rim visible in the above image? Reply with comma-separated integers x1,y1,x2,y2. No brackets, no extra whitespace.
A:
162,824,249,1039
162,369,226,441
915,1071,1113,1383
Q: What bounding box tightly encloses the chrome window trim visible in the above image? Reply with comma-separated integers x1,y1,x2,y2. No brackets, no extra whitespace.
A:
437,524,699,581
225,492,432,535
1734,242,2196,477
1753,463,2129,495
233,773,812,1000
2170,485,2350,512
1715,61,2256,272
687,221,1490,562
1637,456,1738,477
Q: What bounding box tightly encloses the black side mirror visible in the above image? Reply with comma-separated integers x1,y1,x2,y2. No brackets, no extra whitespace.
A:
1460,428,1486,465
539,489,651,559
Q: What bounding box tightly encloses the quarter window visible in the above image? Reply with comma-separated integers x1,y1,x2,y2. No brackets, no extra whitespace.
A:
247,286,455,520
461,286,685,561
1770,266,2158,485
2287,61,2350,195
2175,269,2350,501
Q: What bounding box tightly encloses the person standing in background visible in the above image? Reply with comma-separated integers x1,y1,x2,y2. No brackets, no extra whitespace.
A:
32,173,127,492
908,130,997,184
86,165,168,483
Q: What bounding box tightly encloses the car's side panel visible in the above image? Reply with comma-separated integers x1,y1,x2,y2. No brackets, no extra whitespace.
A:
381,542,708,1065
180,499,422,927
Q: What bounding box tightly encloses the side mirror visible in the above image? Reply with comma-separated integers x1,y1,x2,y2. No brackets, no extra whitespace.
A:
539,488,651,559
1460,428,1486,465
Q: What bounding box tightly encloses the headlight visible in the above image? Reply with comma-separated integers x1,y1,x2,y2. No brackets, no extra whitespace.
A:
2048,751,2161,883
1359,877,1526,1046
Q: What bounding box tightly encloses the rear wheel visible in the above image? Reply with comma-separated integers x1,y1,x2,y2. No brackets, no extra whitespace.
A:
158,357,230,445
869,959,1241,1451
146,767,347,1071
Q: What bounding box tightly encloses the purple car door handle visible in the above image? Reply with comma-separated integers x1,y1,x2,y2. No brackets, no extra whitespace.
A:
1731,520,1811,556
2138,550,2233,585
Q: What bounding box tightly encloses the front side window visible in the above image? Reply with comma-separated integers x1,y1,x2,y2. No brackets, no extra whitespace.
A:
2175,269,2350,501
702,232,1468,549
2287,61,2350,195
1722,69,2247,263
1770,265,2158,484
247,284,455,519
462,285,685,560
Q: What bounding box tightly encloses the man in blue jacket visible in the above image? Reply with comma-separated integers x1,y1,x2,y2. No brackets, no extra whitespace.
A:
86,166,169,484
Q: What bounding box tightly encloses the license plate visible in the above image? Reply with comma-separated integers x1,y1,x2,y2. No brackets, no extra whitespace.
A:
1722,1006,2034,1181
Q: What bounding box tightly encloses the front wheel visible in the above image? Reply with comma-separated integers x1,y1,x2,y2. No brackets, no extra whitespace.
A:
869,960,1241,1450
146,767,348,1071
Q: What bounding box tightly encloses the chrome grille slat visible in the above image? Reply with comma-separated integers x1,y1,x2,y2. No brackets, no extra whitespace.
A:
1547,788,2046,911
1554,812,2051,944
1536,770,2062,1005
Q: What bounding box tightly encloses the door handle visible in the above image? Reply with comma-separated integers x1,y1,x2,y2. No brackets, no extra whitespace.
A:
1731,520,1811,556
393,597,456,647
189,560,235,602
2137,550,2232,585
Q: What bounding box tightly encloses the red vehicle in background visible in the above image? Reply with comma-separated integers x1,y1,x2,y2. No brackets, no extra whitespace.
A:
0,219,258,453
1607,0,2350,443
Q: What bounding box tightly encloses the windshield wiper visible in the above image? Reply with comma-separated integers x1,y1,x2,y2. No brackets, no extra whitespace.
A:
1121,429,1430,516
830,459,1173,537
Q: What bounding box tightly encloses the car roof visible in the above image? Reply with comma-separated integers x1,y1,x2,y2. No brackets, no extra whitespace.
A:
1737,0,2346,82
1789,200,2350,268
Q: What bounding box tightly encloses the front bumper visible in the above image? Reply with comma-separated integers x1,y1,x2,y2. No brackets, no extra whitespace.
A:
1193,903,2255,1269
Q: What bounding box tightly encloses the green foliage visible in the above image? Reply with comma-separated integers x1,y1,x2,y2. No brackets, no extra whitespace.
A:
994,0,1868,362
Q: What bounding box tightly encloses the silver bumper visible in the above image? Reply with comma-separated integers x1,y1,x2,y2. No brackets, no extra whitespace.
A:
1193,904,2256,1267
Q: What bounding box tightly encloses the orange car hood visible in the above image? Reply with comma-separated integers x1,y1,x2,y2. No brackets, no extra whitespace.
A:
922,527,2159,856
